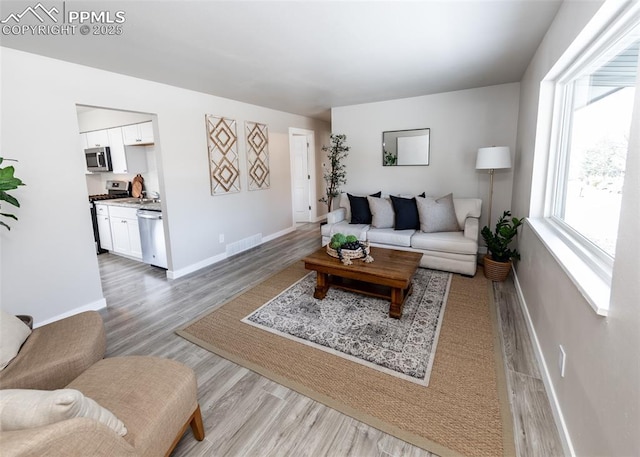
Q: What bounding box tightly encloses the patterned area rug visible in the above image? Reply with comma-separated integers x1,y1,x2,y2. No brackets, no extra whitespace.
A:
242,269,451,385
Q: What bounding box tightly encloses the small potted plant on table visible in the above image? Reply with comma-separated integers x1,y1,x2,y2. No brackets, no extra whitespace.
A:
481,211,523,281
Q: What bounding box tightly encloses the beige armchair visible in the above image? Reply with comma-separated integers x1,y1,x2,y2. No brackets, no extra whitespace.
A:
0,356,204,456
0,311,204,456
0,311,106,390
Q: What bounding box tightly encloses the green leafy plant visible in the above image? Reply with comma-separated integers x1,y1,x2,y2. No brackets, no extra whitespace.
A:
383,148,397,166
481,211,523,262
0,157,26,230
319,134,349,212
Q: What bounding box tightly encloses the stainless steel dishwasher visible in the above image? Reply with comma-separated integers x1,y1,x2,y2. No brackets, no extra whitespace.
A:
137,209,167,268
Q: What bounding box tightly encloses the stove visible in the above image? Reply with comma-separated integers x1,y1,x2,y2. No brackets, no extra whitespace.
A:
89,180,130,203
89,180,130,254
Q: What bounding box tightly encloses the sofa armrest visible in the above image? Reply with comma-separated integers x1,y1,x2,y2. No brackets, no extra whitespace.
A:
326,207,346,225
463,216,480,242
0,417,137,457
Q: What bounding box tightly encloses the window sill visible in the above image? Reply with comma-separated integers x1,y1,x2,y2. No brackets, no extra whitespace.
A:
527,218,610,317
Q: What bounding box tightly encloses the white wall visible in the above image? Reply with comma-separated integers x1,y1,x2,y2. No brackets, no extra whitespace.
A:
513,1,640,455
331,83,520,229
0,47,329,324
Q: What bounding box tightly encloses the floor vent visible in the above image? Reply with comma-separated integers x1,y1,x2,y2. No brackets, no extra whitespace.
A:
226,233,262,257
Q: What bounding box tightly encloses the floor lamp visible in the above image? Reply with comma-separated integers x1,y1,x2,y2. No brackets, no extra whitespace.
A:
476,146,511,228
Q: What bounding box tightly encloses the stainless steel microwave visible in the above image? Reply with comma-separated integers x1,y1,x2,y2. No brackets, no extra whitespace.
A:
85,147,112,172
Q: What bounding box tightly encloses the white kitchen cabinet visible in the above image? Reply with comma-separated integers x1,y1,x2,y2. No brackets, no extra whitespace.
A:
95,204,113,251
85,129,110,148
122,121,154,146
109,206,142,259
107,127,147,174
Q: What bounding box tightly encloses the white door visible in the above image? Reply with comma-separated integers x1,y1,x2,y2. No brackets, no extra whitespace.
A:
292,135,310,222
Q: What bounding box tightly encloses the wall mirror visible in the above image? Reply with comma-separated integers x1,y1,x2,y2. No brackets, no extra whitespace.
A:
382,128,430,166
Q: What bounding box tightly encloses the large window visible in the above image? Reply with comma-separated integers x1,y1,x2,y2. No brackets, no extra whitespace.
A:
549,21,639,277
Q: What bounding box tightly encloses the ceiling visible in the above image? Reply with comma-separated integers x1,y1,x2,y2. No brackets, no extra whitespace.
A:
1,1,563,121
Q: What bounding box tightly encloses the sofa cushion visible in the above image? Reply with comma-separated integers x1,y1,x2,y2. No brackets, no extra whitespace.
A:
411,231,478,255
367,228,415,247
0,310,32,371
348,192,381,224
416,193,460,233
367,196,394,228
390,195,420,230
0,388,127,436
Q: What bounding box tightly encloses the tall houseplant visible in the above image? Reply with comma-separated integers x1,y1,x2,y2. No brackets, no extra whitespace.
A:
0,157,25,230
319,134,349,213
481,210,523,281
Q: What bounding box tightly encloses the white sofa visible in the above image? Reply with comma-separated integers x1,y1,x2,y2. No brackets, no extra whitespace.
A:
321,193,482,276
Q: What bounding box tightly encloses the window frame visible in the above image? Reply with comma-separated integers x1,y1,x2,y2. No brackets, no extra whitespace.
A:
546,14,639,286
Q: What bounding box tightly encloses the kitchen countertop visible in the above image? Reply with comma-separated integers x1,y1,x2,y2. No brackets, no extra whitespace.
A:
94,198,162,212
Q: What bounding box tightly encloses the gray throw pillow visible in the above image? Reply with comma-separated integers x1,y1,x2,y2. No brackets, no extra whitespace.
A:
367,196,395,228
416,193,460,233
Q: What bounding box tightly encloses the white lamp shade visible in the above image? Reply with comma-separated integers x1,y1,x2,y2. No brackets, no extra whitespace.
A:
476,146,511,170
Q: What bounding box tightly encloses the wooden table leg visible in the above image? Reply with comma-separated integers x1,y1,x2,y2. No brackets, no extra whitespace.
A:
389,283,413,319
314,272,329,299
389,287,404,319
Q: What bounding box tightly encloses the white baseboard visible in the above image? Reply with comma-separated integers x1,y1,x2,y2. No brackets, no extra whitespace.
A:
35,298,107,328
167,226,297,280
167,252,227,279
263,226,295,243
511,270,575,457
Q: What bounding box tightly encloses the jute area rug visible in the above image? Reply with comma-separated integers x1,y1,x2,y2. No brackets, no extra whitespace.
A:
177,261,514,457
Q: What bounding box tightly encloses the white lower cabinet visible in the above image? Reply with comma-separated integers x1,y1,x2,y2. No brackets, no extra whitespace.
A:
95,204,113,251
109,206,142,259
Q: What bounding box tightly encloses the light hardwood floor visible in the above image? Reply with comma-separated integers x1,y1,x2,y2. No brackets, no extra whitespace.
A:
97,223,563,456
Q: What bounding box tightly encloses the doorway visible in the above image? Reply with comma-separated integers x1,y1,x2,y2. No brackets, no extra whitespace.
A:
76,105,170,275
289,128,316,223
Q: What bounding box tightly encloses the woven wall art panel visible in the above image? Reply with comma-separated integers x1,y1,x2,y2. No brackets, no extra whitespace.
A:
206,115,240,195
245,121,270,191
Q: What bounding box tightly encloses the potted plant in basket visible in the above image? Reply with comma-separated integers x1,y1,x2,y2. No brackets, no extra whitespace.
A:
481,210,523,281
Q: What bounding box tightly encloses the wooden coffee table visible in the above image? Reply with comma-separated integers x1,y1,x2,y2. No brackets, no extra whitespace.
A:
302,246,422,319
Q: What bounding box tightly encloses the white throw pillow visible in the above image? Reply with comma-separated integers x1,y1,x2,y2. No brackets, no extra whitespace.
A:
0,388,127,436
367,196,395,228
416,193,460,233
0,310,32,371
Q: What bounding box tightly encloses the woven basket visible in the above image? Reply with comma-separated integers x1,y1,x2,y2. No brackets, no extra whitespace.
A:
326,241,374,265
483,255,512,281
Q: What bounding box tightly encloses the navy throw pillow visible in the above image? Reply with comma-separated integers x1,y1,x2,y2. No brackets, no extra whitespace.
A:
348,192,381,224
390,195,420,230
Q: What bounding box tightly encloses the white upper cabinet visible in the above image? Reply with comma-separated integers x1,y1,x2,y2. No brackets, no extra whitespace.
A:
107,127,147,174
122,121,154,146
85,129,110,148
